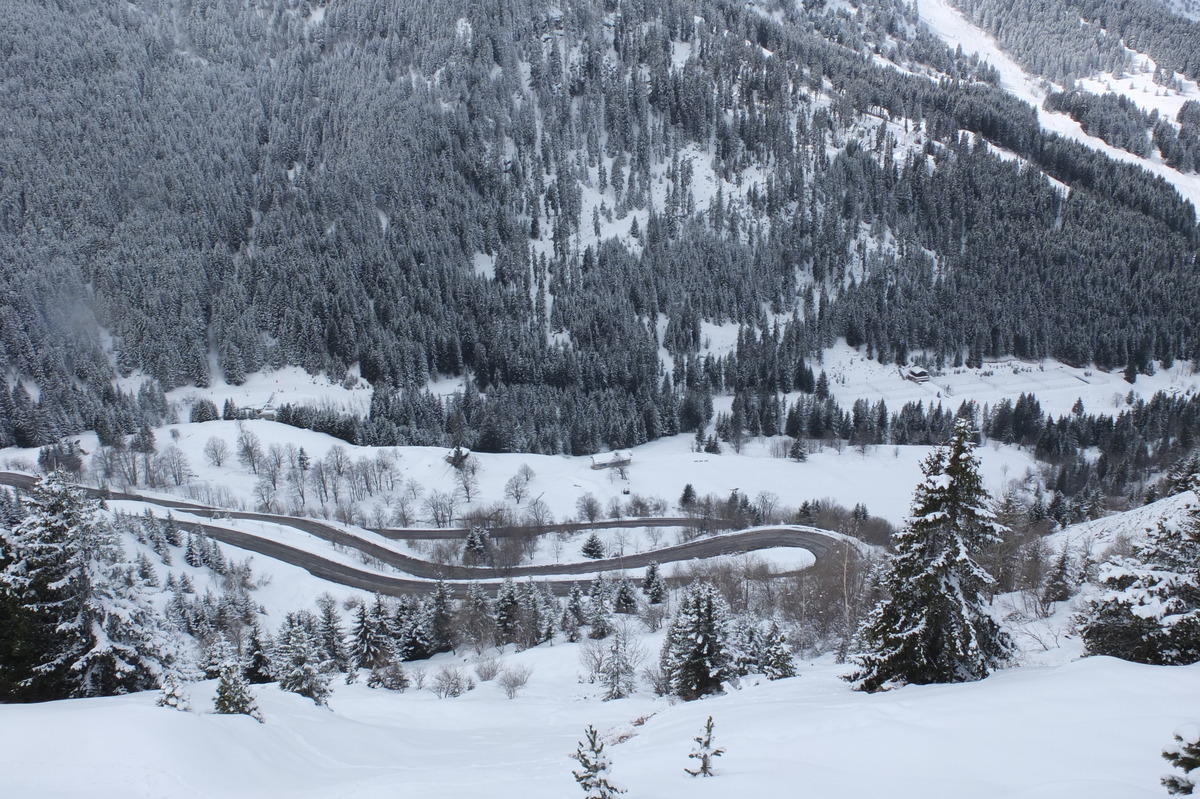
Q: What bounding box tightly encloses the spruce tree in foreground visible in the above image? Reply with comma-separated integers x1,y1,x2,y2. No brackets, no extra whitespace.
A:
276,615,332,706
571,725,625,798
685,716,725,777
156,674,191,712
0,473,174,700
660,582,733,700
214,661,262,722
1164,724,1200,795
846,419,1012,692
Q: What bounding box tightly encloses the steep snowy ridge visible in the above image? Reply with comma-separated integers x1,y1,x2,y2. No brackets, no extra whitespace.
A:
917,0,1200,213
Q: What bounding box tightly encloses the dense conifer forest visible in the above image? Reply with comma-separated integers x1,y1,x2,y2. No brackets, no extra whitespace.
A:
1,0,1198,464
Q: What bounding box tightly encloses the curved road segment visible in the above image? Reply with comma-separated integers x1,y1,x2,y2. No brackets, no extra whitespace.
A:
0,472,855,597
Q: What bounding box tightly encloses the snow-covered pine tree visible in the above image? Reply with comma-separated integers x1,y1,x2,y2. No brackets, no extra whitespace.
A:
581,532,606,560
588,593,613,640
275,613,332,705
685,716,725,777
349,599,389,670
571,725,626,798
1078,504,1200,665
495,578,523,646
612,579,638,615
457,582,494,652
1041,546,1075,606
565,583,588,628
243,624,274,684
156,673,191,711
463,526,491,566
203,633,239,679
427,580,455,654
1164,723,1200,795
756,620,796,680
367,658,410,691
641,562,666,604
214,659,262,722
0,473,176,699
846,419,1012,692
660,582,734,700
599,625,642,700
184,532,203,568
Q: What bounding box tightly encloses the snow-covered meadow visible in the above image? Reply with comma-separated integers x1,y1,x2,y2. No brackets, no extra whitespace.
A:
1,624,1195,798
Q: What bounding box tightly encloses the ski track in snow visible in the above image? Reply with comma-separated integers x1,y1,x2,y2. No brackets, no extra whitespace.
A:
917,0,1200,216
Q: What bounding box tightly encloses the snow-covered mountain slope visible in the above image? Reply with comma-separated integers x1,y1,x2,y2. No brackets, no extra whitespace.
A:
917,0,1200,212
0,631,1194,798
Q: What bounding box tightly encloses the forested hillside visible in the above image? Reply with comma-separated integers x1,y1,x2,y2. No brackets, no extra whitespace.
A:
1,0,1198,455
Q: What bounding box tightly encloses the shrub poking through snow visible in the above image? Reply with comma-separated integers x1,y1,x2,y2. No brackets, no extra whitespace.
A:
685,716,725,777
156,674,190,712
1163,723,1200,795
571,725,625,798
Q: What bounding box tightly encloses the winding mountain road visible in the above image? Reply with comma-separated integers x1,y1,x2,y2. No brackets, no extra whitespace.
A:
0,472,856,597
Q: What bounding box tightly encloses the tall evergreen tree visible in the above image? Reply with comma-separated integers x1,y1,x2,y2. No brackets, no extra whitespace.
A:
0,473,175,699
348,600,388,671
660,582,734,700
275,614,332,706
846,420,1012,692
315,594,348,672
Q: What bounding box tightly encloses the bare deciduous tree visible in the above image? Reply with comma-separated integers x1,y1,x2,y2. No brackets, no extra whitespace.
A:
160,445,191,486
497,665,533,699
424,490,459,528
203,436,230,468
456,458,481,503
236,427,263,474
576,493,602,522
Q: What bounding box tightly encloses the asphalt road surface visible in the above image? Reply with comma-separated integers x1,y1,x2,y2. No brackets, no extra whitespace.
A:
0,472,852,597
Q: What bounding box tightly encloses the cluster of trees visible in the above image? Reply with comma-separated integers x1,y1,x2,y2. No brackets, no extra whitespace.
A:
0,475,183,701
2,0,1198,457
1154,101,1200,174
1078,493,1200,666
953,0,1200,83
1043,90,1155,158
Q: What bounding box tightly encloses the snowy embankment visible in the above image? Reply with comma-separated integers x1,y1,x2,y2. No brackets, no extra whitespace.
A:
0,644,1194,798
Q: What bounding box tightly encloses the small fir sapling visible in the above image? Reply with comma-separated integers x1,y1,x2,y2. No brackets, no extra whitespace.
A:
572,725,626,798
156,674,191,711
685,716,726,777
1163,723,1200,795
214,662,263,723
581,532,606,560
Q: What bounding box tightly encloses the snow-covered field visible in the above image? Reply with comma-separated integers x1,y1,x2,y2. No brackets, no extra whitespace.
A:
817,342,1200,419
1,627,1195,798
2,412,1039,530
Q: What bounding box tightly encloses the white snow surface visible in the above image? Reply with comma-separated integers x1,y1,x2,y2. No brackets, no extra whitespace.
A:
819,341,1200,418
0,644,1194,798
